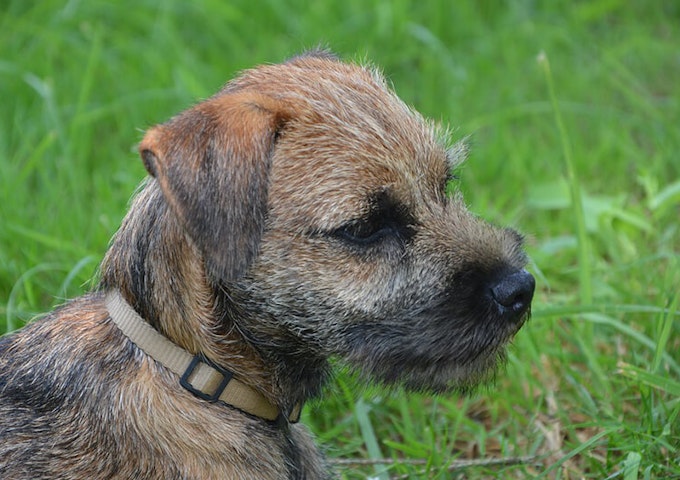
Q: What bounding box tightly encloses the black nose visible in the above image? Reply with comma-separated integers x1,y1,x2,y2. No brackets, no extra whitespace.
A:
490,269,535,321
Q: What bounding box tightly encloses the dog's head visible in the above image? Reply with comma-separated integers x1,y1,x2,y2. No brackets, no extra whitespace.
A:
139,51,534,393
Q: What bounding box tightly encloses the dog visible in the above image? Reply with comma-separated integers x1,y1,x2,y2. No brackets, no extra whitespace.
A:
0,50,534,479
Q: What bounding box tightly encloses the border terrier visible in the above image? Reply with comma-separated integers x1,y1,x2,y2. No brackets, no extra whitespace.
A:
0,51,534,479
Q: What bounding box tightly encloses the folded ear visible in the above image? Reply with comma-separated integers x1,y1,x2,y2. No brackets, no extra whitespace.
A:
139,91,290,282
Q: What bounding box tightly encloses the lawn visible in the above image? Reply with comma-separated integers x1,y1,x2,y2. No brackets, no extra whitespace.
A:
1,1,678,478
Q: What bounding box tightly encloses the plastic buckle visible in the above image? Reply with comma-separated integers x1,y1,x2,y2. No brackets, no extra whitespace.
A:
179,354,233,403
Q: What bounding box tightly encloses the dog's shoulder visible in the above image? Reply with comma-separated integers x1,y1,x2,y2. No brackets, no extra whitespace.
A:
0,292,125,413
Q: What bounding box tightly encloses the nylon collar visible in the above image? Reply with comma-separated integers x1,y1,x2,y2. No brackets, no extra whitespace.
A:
105,290,301,423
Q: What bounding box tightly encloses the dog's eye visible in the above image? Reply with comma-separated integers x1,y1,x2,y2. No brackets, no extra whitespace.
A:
334,219,398,245
332,206,415,247
327,192,415,247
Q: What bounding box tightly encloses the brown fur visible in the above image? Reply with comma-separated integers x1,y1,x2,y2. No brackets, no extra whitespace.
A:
0,51,534,479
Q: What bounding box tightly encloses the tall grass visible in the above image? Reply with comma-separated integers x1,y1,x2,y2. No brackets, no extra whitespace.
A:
1,1,678,477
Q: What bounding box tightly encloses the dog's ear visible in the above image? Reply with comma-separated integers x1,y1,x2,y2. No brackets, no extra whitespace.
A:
139,91,290,283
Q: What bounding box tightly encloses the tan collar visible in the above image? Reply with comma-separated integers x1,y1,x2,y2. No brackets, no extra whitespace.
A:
105,290,301,423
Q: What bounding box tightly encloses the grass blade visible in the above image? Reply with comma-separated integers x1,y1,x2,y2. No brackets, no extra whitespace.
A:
537,51,592,308
354,398,389,480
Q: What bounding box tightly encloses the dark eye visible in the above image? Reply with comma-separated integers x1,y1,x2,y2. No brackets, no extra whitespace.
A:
333,218,398,245
332,202,416,247
325,191,416,247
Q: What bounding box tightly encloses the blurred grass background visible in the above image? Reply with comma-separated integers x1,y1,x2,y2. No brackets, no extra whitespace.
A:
1,0,678,478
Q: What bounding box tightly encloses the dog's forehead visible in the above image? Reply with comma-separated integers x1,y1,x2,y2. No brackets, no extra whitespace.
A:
227,56,447,166
222,57,453,229
267,148,444,232
269,109,449,228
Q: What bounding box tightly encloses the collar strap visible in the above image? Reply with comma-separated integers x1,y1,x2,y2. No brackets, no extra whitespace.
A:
105,290,301,423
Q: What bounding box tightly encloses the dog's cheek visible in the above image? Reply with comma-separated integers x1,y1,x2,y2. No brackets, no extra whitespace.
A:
252,227,463,314
249,236,373,293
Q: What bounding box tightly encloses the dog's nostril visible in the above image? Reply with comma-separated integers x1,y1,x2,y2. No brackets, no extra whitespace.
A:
490,269,535,317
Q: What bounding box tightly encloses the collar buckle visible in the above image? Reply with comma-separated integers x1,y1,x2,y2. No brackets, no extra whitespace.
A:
179,354,233,403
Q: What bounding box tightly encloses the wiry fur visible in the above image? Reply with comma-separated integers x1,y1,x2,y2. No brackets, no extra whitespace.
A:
0,51,533,479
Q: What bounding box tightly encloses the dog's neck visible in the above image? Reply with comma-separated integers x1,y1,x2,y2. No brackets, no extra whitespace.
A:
104,289,303,422
99,183,325,417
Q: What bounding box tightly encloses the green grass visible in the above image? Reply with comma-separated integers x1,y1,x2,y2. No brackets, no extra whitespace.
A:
1,0,679,477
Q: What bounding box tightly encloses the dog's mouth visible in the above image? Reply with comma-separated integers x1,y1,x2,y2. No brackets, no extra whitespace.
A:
343,316,529,392
338,268,535,393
